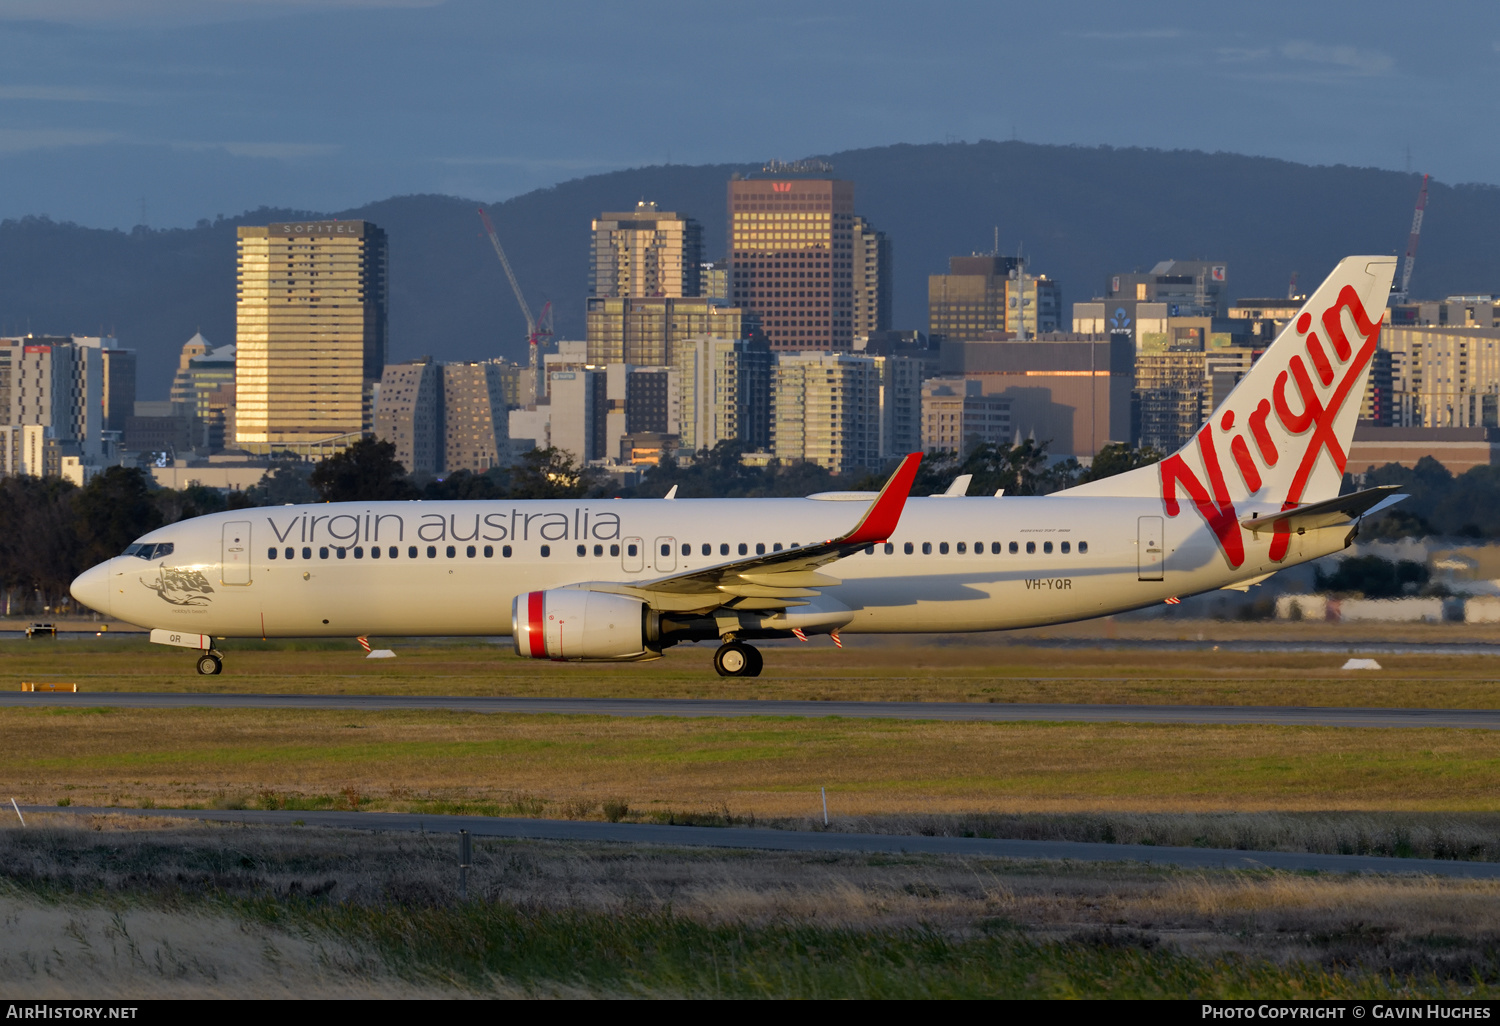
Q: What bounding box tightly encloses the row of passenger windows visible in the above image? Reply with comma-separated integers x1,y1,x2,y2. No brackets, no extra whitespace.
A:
865,540,1087,555
267,538,1089,561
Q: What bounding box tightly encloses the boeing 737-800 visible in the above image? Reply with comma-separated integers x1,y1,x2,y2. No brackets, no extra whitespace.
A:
70,256,1404,677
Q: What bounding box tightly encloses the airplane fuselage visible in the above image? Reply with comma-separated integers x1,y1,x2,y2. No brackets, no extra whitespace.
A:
77,494,1349,641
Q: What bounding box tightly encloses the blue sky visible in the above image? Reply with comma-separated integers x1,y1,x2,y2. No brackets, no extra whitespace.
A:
1,0,1497,228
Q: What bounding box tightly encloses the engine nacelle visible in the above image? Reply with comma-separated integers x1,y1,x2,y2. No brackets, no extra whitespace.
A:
511,589,653,661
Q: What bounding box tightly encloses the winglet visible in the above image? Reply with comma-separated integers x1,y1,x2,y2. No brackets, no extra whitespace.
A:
836,452,923,546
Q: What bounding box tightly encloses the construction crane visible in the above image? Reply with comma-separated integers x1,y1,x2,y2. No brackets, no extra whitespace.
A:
1286,271,1299,300
478,207,553,401
1392,173,1430,304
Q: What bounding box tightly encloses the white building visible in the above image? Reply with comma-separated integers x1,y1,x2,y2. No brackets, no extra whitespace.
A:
772,352,881,473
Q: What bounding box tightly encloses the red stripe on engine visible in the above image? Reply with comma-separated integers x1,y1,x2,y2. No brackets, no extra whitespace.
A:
526,591,547,658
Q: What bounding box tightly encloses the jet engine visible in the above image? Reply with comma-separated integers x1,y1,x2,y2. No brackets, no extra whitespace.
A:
511,589,657,661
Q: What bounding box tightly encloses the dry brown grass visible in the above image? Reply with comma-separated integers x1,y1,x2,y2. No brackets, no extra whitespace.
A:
4,707,1500,817
7,815,1500,996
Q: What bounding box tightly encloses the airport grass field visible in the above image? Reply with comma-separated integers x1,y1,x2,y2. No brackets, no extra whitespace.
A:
7,625,1500,997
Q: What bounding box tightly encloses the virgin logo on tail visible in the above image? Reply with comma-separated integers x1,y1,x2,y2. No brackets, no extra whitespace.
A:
1160,280,1385,569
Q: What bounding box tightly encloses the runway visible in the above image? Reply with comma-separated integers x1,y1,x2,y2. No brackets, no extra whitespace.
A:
3,691,1499,729
25,806,1500,878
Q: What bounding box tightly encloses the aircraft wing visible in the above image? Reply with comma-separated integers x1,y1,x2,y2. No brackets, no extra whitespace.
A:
1239,485,1406,535
573,452,923,613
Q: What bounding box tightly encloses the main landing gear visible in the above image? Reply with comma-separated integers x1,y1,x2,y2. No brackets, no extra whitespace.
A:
195,651,224,676
713,640,763,678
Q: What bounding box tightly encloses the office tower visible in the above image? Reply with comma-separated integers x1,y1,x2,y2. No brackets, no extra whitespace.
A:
169,333,235,450
373,358,441,476
673,337,773,453
1,335,103,454
585,297,742,366
727,175,855,351
700,260,730,302
851,217,892,344
99,346,136,435
871,354,932,459
546,367,607,463
590,202,703,299
1107,261,1228,318
442,361,511,473
920,379,1012,453
234,219,388,454
939,335,1137,459
771,351,880,473
929,256,1060,341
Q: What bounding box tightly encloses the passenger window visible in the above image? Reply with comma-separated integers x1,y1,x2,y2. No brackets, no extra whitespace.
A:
427,546,437,558
864,545,874,555
1026,541,1036,554
502,545,513,557
660,543,670,557
371,547,381,559
484,545,494,558
991,542,1001,555
682,543,690,556
773,543,783,551
904,542,914,554
720,543,730,555
940,542,950,554
610,544,620,557
1043,541,1053,554
627,543,638,557
319,547,329,559
285,547,294,560
595,544,604,556
1060,541,1070,554
388,546,397,558
922,542,932,555
540,545,551,557
445,545,456,558
466,545,476,558
408,546,418,558
1009,542,1018,554
303,547,312,560
336,547,347,559
1079,541,1089,554
884,543,894,554
756,543,766,555
738,543,748,555
267,547,278,560
701,543,711,556
354,547,364,558
578,544,587,557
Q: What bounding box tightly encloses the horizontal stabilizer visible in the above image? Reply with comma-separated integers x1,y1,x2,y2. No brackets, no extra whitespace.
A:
1240,486,1406,535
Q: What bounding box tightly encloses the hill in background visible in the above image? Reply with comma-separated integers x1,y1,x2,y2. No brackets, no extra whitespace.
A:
1,140,1495,399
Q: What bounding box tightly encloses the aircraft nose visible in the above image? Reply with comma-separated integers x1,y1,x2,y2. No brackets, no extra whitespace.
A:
70,560,112,617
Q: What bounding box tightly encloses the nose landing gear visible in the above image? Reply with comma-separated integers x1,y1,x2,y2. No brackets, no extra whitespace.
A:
195,651,224,675
713,640,763,678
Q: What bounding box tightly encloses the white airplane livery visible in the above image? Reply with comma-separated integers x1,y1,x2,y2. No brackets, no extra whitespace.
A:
70,256,1404,677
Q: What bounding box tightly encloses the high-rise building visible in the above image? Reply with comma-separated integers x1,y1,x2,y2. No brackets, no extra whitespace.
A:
700,260,730,302
728,175,856,351
169,333,236,450
590,202,703,299
673,337,773,453
851,216,892,344
920,379,1012,453
234,219,388,454
546,367,608,464
373,358,441,476
98,346,136,436
585,297,742,366
928,256,1061,341
771,352,880,473
442,361,511,473
1107,260,1228,318
0,335,104,454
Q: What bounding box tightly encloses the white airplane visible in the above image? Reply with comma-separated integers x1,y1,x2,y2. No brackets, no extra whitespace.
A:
71,256,1403,678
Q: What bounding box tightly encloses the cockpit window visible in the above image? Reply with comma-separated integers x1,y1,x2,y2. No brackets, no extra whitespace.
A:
127,541,174,560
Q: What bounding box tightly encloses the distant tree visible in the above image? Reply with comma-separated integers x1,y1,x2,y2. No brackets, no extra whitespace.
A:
1078,442,1164,484
1315,555,1428,598
73,467,164,568
0,476,83,607
507,447,603,499
309,438,418,502
422,468,506,500
245,462,318,506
